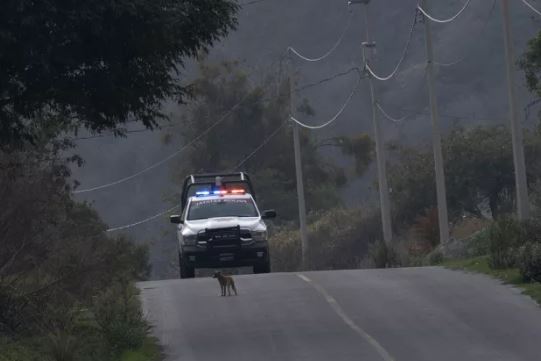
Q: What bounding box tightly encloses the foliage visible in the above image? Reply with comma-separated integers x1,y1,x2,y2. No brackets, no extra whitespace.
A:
166,61,373,221
518,242,541,282
119,337,161,361
320,134,375,176
93,284,149,356
368,240,399,269
487,218,525,269
520,31,541,99
443,256,541,306
0,0,239,147
0,145,153,360
270,208,380,271
389,126,541,227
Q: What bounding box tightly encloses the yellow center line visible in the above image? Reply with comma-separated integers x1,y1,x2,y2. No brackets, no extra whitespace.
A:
297,274,396,361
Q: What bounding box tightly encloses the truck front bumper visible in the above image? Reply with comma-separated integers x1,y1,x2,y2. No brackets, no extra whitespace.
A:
180,242,269,268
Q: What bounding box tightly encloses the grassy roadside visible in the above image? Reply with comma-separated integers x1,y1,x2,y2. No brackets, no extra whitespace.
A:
119,337,162,361
442,256,541,306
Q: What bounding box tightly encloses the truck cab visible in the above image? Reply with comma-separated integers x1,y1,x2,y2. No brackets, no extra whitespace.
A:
170,173,275,278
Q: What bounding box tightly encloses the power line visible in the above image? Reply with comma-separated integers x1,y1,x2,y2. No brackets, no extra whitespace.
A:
297,67,363,92
435,0,497,67
521,0,541,16
106,205,181,233
364,11,418,81
376,102,409,123
74,66,360,195
72,124,176,141
417,0,472,24
233,121,287,170
288,10,353,62
73,94,251,194
106,121,288,232
290,72,361,130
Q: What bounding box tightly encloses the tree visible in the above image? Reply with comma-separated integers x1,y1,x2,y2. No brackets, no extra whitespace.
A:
0,0,238,148
164,61,373,221
389,125,541,226
0,144,150,337
520,31,541,100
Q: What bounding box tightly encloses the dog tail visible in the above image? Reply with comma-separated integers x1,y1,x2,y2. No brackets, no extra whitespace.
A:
232,282,237,295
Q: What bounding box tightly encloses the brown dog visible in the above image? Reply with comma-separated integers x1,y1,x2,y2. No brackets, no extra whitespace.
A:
213,271,237,296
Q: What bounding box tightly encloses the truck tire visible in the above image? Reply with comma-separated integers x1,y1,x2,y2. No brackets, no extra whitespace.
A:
179,256,195,279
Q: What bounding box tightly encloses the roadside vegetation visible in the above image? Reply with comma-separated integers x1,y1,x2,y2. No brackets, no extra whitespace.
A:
1,0,240,359
0,147,160,360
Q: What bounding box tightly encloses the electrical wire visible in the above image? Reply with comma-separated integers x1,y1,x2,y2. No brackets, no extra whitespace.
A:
288,11,353,62
106,205,181,233
521,0,541,16
376,102,409,123
364,11,418,81
417,0,472,24
435,0,496,67
233,121,287,170
297,67,362,92
106,121,288,232
290,73,361,130
72,124,176,141
73,94,251,194
74,66,361,194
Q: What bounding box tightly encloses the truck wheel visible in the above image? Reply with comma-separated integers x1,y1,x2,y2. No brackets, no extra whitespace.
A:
253,261,271,274
179,256,195,279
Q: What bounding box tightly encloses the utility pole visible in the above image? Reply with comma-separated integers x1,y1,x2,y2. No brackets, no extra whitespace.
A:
351,0,393,244
421,0,449,244
500,0,530,220
289,56,309,269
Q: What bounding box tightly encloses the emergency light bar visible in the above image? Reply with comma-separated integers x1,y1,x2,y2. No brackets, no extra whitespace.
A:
195,189,246,197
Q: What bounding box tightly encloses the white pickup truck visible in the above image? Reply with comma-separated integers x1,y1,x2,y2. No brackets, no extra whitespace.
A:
170,173,275,278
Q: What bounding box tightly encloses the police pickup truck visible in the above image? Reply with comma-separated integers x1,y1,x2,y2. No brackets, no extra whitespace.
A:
169,173,275,278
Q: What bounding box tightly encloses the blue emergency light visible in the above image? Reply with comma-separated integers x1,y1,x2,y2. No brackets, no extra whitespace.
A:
195,189,245,197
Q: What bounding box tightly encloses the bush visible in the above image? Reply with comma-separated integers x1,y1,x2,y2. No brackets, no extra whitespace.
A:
426,250,444,265
270,208,381,271
93,283,149,356
488,218,525,269
0,337,42,361
368,240,399,268
518,242,541,282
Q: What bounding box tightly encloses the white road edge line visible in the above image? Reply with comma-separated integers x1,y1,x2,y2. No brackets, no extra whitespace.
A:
297,274,396,361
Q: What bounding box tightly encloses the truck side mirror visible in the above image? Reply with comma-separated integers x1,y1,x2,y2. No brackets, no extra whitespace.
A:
262,210,276,219
170,215,183,224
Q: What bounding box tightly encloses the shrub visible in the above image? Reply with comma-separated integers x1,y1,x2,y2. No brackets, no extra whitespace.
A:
93,283,149,356
368,240,399,268
468,228,491,257
426,250,444,265
518,242,541,282
270,208,380,271
0,338,42,361
488,218,525,269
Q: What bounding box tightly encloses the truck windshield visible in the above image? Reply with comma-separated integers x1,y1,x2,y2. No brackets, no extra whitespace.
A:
187,198,258,220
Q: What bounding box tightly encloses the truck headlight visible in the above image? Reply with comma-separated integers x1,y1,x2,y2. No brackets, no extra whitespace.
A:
182,234,197,246
252,230,267,242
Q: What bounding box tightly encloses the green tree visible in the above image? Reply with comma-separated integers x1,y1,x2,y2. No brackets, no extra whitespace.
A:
520,31,541,99
389,126,541,226
0,0,238,147
165,61,373,221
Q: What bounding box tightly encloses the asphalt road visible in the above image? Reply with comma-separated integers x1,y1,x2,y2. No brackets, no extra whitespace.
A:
139,267,541,361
